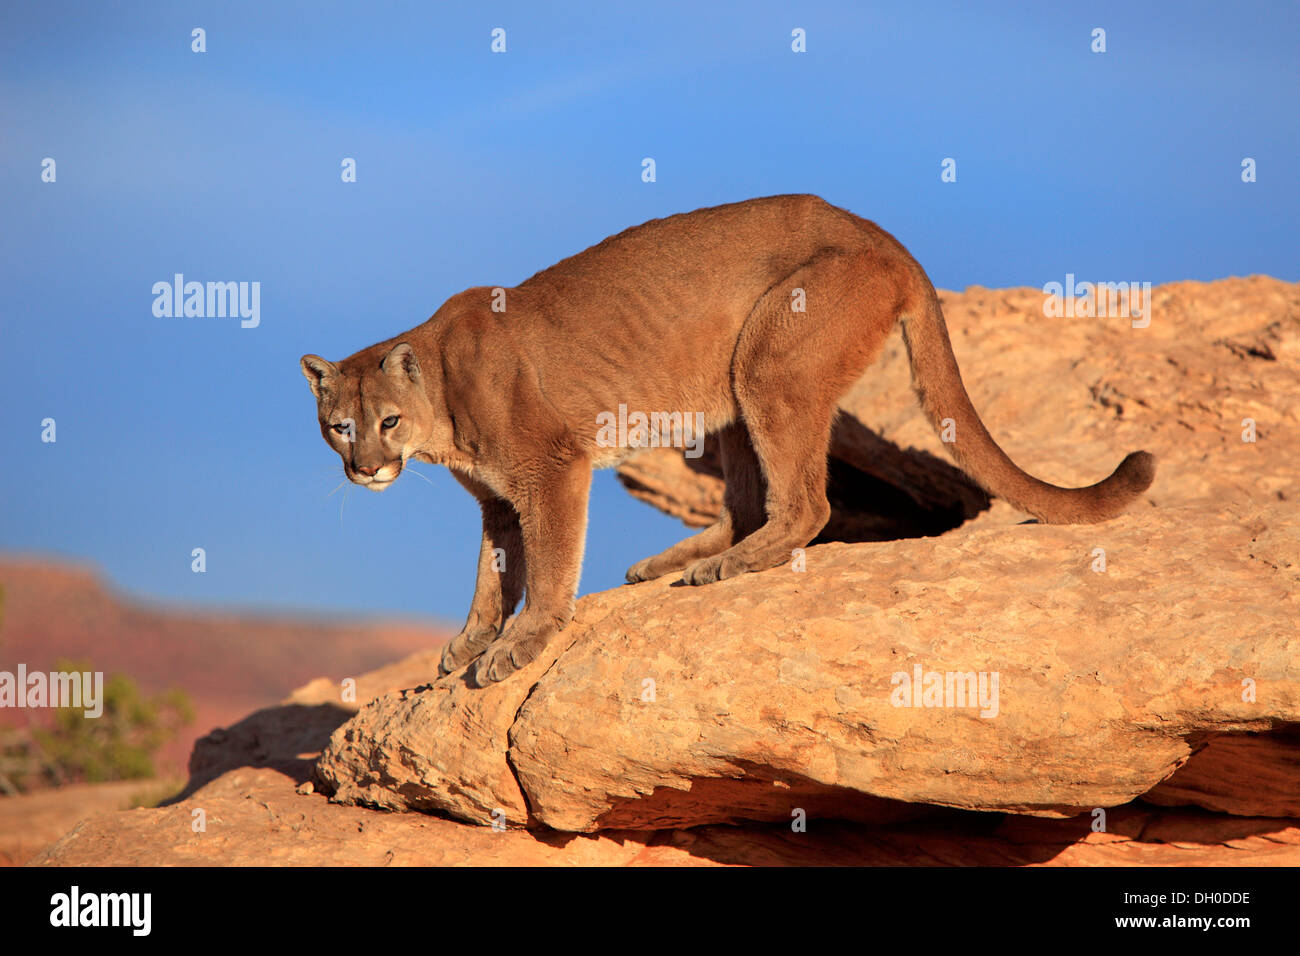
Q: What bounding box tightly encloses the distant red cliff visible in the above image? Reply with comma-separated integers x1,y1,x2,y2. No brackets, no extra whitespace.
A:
0,556,452,783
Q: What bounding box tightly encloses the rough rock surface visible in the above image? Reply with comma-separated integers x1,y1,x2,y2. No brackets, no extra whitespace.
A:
30,651,1300,866
319,508,1298,830
317,277,1300,832
31,762,1300,866
0,780,152,866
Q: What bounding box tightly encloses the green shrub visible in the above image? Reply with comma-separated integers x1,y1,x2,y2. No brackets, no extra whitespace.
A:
27,659,195,786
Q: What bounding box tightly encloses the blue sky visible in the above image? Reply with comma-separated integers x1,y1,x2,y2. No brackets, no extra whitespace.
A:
1,0,1296,625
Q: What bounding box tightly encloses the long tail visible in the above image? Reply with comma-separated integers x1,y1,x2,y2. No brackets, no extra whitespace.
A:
899,283,1155,524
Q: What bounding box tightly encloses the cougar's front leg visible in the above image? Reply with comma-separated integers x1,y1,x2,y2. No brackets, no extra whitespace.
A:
439,482,525,676
471,455,591,686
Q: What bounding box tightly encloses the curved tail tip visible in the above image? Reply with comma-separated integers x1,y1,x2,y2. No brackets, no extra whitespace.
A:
1116,450,1157,495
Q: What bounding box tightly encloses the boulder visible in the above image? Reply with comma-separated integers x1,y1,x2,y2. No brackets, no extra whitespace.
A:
28,645,1300,867
317,500,1298,830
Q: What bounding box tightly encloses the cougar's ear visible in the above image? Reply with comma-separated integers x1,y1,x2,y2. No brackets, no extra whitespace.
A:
300,354,339,400
381,342,422,386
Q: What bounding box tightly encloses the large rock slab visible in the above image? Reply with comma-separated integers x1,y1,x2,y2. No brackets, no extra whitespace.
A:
28,665,1300,867
316,498,1298,830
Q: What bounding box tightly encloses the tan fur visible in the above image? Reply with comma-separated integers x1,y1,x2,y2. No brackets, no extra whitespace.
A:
301,195,1156,685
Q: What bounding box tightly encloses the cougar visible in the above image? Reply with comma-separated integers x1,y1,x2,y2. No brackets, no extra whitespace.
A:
301,195,1155,685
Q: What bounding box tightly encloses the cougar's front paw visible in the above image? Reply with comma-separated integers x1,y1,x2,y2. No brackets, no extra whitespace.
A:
625,556,674,584
438,624,499,676
682,551,750,586
470,620,559,687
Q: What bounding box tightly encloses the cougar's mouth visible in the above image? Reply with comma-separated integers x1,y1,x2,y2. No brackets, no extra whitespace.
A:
349,460,403,490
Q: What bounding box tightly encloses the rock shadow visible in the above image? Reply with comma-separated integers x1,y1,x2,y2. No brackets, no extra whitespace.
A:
160,702,354,805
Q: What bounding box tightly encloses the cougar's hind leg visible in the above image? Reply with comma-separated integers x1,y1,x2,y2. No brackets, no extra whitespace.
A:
682,250,897,585
625,423,767,582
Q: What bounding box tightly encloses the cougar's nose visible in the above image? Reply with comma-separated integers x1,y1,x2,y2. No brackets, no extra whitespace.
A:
355,464,379,477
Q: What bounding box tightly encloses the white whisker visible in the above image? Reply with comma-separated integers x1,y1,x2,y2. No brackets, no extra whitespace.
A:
404,466,439,489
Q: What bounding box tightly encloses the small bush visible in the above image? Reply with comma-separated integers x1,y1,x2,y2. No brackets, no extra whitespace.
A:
22,659,195,787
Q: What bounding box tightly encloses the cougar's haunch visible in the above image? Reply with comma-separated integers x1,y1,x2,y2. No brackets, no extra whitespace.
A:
301,195,1156,685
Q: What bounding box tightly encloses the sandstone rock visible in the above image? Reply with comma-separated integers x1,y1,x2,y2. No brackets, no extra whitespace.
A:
28,679,1300,866
0,780,151,866
317,277,1300,832
31,761,1300,866
1143,730,1300,817
317,501,1298,830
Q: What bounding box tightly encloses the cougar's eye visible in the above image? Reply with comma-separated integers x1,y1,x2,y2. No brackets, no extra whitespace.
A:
382,415,400,429
330,423,349,435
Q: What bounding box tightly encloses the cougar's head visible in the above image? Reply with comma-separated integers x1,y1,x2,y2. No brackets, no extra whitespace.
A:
300,342,435,492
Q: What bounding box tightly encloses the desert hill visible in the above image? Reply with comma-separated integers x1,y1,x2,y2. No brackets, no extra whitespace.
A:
0,558,451,782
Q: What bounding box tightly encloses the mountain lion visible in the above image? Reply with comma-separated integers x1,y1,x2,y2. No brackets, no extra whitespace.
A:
301,195,1155,686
